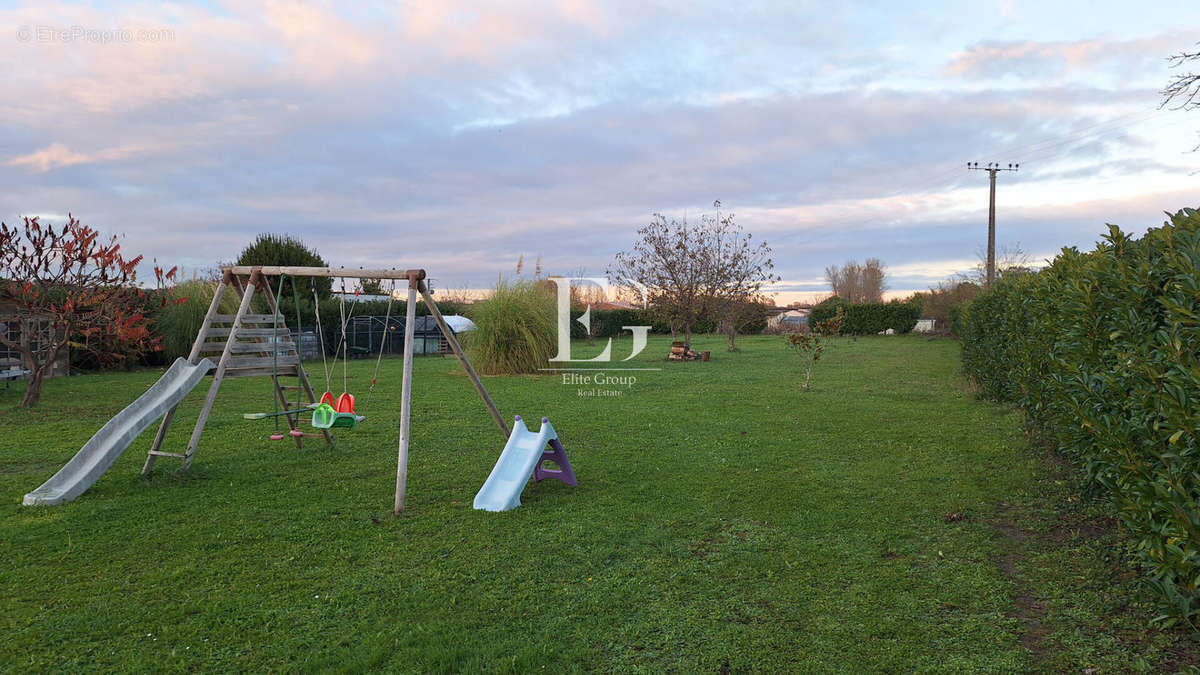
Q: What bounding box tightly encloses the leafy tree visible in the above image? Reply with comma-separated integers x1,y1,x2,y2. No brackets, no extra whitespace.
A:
609,201,777,351
235,233,332,301
359,278,384,295
0,215,175,407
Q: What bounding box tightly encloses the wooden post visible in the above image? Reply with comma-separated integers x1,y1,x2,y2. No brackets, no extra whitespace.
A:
181,270,259,470
394,272,420,515
419,282,508,438
143,271,230,475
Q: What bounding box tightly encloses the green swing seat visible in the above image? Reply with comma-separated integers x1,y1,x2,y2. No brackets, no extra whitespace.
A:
311,392,364,430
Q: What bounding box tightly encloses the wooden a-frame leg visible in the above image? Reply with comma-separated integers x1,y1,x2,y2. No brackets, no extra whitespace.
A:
144,274,231,475
181,272,259,471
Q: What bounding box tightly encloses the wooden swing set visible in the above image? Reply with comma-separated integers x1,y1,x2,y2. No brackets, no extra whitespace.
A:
144,265,508,514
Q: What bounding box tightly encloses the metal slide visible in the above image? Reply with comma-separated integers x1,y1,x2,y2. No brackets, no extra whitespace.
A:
23,357,215,506
473,416,560,512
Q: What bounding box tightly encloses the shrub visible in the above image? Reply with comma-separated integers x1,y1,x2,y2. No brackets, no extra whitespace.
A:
809,296,849,329
809,296,920,335
785,332,824,390
570,308,649,340
71,285,167,371
947,302,970,337
565,308,734,339
920,281,980,334
961,207,1200,627
463,280,557,375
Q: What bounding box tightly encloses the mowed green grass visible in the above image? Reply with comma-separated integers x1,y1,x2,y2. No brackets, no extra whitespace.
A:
0,335,1190,672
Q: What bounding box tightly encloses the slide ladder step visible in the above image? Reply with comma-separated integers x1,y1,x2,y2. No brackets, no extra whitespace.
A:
147,450,188,459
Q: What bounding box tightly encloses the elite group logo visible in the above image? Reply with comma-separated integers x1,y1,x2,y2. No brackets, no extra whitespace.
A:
548,277,651,363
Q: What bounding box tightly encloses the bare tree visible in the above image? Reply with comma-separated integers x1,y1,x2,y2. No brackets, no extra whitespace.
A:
1162,42,1200,152
861,258,887,302
0,216,174,406
968,243,1033,284
826,258,887,303
609,201,777,352
610,214,705,348
826,262,857,303
704,202,778,351
918,279,980,333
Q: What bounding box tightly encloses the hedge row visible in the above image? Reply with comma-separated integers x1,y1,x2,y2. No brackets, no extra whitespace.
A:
961,207,1200,625
569,308,663,339
809,296,921,335
567,308,768,339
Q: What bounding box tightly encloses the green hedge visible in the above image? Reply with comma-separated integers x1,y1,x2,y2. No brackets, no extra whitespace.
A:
810,296,921,335
961,207,1200,626
568,309,722,339
809,296,848,328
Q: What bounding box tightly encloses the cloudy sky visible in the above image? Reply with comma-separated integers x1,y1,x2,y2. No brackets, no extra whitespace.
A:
2,1,1198,302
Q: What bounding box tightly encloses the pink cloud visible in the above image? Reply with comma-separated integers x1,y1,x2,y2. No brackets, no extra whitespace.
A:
6,141,152,172
6,142,91,171
946,31,1192,79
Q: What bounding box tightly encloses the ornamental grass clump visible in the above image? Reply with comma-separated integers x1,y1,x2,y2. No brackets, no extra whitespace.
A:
157,280,241,360
464,279,556,375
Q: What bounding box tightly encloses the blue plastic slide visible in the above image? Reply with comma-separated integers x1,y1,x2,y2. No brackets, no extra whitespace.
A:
473,415,562,512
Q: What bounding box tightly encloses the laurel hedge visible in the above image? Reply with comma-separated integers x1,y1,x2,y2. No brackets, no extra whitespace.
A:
809,296,921,335
568,309,751,339
961,207,1200,626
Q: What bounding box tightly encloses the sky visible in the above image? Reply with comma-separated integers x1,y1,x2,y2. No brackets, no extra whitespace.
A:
2,1,1199,303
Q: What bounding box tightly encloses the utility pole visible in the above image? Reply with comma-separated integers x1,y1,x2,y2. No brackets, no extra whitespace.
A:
967,162,1018,286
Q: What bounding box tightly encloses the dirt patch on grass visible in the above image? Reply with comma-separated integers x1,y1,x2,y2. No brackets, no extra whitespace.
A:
989,453,1200,671
688,519,771,560
989,502,1051,661
1045,513,1114,543
1160,643,1200,672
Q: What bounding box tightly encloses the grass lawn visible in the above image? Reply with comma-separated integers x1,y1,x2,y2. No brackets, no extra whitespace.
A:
1,335,1194,672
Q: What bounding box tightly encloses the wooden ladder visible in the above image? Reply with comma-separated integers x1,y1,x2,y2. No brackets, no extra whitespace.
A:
142,269,331,475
